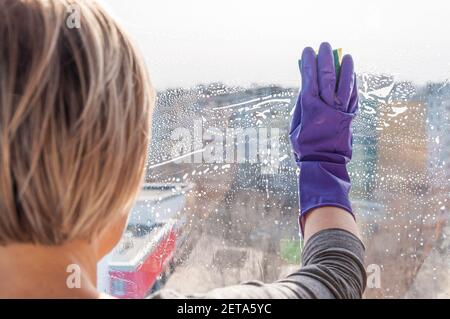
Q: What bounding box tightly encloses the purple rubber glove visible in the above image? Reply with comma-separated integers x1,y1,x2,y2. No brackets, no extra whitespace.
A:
289,42,358,230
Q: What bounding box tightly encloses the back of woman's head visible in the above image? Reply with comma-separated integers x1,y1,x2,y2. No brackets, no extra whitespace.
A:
0,0,154,245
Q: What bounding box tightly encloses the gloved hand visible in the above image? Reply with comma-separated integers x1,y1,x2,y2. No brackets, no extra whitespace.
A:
289,42,358,230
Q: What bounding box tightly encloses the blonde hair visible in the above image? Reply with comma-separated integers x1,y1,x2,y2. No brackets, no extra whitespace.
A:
0,0,154,245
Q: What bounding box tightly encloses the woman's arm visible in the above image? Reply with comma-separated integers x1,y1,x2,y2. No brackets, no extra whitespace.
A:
303,207,360,243
151,228,366,299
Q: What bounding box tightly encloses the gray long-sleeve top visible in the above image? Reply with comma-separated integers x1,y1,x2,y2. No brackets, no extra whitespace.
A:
150,228,366,299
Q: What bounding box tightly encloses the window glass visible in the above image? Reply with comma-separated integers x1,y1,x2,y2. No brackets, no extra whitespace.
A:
98,0,450,298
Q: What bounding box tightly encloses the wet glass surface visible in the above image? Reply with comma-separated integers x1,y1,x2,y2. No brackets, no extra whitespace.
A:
98,0,450,298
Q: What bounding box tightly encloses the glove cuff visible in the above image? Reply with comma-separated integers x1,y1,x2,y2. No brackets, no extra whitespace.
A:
298,161,354,235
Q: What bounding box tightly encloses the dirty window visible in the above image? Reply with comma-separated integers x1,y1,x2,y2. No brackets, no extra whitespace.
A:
97,0,450,298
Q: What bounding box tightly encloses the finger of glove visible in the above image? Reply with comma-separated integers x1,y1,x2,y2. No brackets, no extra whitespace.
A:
290,95,302,134
348,76,359,114
301,47,319,98
317,42,336,106
336,54,355,112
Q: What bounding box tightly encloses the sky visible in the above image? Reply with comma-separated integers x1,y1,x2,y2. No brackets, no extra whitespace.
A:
99,0,450,90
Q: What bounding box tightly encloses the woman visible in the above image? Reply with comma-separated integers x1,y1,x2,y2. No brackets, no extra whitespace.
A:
0,0,365,298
